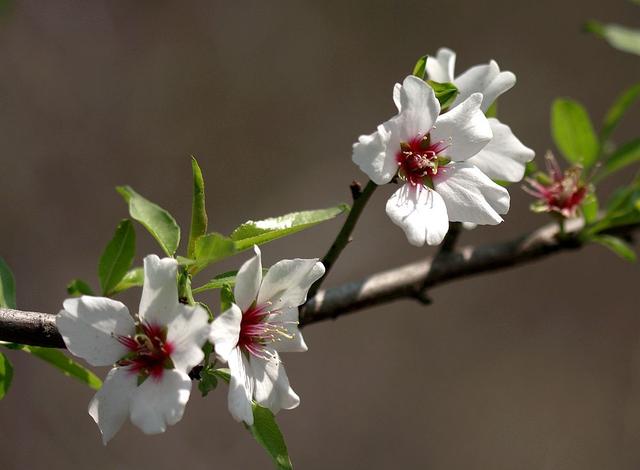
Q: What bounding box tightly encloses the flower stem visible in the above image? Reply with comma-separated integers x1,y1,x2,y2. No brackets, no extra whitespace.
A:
307,180,377,298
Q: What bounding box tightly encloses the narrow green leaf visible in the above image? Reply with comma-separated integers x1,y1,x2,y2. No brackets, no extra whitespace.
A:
231,204,349,252
426,80,459,110
0,352,13,400
99,219,136,296
485,100,498,118
188,157,208,259
8,344,102,390
0,256,16,308
66,279,95,297
193,271,238,293
192,233,236,274
116,186,180,256
603,139,640,176
213,367,231,383
248,404,293,470
412,54,428,79
193,269,268,294
551,98,599,168
582,192,599,224
585,21,640,56
111,267,144,294
592,234,637,262
601,82,640,143
220,284,234,312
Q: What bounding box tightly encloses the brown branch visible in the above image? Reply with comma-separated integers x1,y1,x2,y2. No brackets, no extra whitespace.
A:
1,219,637,348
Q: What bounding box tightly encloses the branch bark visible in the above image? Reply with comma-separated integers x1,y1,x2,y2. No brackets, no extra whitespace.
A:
1,218,637,348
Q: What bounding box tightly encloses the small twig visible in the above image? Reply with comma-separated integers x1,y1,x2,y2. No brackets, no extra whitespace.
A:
307,179,377,298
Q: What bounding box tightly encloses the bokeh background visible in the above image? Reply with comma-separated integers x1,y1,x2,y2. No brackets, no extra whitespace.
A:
1,1,639,468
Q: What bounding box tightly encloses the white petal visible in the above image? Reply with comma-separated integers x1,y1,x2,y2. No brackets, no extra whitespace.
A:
56,296,134,367
234,246,263,313
270,307,308,353
466,118,535,182
453,60,516,112
209,303,242,363
88,366,137,445
138,255,179,327
227,347,254,425
430,93,492,162
392,82,402,112
166,303,210,373
352,124,397,185
257,259,325,311
251,353,300,414
385,184,449,247
434,162,510,225
395,75,440,140
426,47,456,83
129,369,192,435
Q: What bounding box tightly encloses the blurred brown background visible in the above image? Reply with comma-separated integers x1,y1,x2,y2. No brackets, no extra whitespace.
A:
1,0,639,468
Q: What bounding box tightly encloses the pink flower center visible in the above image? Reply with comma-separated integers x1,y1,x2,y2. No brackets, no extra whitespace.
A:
238,303,292,360
396,135,449,186
525,156,587,218
117,323,174,380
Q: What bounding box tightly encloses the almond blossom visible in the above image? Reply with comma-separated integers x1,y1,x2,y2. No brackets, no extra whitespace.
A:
426,47,535,183
56,255,210,444
353,75,510,246
209,246,324,425
524,152,587,218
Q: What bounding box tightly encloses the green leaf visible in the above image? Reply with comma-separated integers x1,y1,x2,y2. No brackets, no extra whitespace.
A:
551,98,599,168
412,54,428,79
198,365,218,397
248,404,293,470
601,82,640,143
0,256,16,308
426,80,459,110
111,267,144,294
66,279,95,297
193,271,238,293
0,352,13,400
188,157,208,259
116,186,180,257
231,205,349,252
220,284,234,312
192,233,236,274
585,21,640,56
582,192,599,224
591,234,637,262
485,100,498,118
603,139,640,176
7,344,102,390
99,219,136,296
213,367,231,383
193,269,268,294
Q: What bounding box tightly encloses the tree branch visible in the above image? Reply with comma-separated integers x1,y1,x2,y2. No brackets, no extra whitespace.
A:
1,218,637,348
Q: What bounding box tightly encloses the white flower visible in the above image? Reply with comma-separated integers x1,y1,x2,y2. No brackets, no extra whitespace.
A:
209,246,324,425
426,47,535,183
353,75,510,246
56,255,210,444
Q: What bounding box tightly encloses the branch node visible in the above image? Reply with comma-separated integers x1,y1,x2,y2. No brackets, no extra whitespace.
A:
350,180,363,200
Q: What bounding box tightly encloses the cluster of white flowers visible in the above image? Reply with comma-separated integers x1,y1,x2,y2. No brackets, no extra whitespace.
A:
56,250,323,443
55,47,532,444
353,47,534,246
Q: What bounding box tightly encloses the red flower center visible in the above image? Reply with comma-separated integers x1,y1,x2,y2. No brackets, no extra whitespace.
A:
117,323,174,380
238,303,292,360
396,135,448,186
